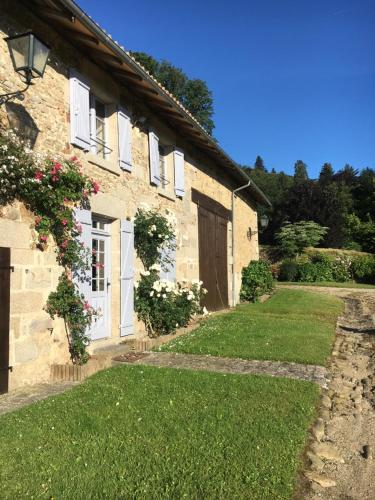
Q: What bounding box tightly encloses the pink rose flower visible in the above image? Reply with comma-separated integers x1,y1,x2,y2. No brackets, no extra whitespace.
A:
91,181,100,194
34,171,43,182
61,218,68,226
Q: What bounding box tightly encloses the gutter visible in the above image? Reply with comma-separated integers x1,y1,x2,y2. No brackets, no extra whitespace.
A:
57,0,272,208
231,181,251,307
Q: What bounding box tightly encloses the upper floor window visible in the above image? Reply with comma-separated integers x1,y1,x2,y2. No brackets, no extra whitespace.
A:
159,144,168,190
90,95,108,159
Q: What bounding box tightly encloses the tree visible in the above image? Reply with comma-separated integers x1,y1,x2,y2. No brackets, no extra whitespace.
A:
334,164,358,188
130,51,215,134
254,155,267,172
293,160,308,184
345,214,375,253
313,182,353,248
275,221,328,257
130,51,159,76
354,168,375,220
183,79,214,134
319,163,334,185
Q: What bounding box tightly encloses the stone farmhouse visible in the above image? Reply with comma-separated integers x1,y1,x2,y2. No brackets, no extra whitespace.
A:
0,0,270,392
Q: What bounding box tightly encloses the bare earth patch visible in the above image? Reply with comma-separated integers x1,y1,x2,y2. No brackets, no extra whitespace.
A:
299,290,375,500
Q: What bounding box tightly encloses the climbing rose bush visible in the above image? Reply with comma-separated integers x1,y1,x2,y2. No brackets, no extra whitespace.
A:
134,206,176,270
134,208,207,337
0,129,99,364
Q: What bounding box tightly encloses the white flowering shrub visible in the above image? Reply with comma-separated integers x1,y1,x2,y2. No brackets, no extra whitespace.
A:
134,208,207,337
135,271,205,337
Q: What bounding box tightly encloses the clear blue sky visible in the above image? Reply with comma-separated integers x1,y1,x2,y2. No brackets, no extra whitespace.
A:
76,0,375,177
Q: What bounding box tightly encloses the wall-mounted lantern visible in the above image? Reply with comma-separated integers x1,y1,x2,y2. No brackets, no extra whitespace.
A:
247,213,269,240
0,32,50,105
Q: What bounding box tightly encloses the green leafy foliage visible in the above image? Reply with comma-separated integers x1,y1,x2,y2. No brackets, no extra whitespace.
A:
240,260,274,302
276,221,328,258
0,129,99,363
345,213,375,253
130,51,215,134
243,156,374,251
278,250,375,284
278,259,299,281
351,254,375,283
45,274,95,364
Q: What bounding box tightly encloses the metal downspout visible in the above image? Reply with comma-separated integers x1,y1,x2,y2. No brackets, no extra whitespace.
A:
231,180,251,307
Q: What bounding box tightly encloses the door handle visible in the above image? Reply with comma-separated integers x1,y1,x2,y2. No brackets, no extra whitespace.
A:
107,280,111,288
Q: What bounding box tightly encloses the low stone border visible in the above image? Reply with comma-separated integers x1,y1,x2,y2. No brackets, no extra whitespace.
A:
116,351,329,386
50,355,113,382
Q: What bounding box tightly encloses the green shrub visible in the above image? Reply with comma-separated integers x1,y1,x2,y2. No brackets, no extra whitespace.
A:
278,260,298,281
331,256,352,282
352,255,375,283
277,250,375,284
240,261,274,302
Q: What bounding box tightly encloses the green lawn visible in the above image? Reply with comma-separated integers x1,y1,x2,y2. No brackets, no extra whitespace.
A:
278,281,375,289
0,365,318,499
159,289,343,365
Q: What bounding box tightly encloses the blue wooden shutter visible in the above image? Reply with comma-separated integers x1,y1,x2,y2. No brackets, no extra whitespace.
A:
69,70,90,150
74,208,92,302
120,219,134,336
118,107,132,171
174,149,185,197
149,130,160,186
160,238,176,281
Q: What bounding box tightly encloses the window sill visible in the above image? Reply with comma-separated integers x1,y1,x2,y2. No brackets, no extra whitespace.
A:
86,153,121,176
158,189,176,202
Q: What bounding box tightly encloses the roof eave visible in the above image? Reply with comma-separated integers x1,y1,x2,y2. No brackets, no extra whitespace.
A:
31,0,272,208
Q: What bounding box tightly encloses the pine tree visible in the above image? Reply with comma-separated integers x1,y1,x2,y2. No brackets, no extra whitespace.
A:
293,160,308,184
254,155,266,172
319,163,334,184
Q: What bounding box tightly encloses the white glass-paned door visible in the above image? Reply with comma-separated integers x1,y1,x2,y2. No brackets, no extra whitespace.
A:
90,220,111,340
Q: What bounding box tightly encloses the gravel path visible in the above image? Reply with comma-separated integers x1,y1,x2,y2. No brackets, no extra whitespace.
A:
115,351,329,386
299,290,375,500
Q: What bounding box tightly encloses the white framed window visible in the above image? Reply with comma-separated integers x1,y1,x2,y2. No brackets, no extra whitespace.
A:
90,95,110,159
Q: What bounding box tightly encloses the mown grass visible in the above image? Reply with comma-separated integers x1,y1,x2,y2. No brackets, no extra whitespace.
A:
159,289,343,366
0,365,318,499
278,281,375,289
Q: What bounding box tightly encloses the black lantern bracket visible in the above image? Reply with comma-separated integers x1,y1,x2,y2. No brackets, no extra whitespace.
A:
0,84,31,106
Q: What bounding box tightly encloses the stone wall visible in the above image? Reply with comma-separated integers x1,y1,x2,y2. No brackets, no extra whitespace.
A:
0,2,259,389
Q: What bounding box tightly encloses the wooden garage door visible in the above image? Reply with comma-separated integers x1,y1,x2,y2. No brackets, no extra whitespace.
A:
0,247,11,395
198,205,229,311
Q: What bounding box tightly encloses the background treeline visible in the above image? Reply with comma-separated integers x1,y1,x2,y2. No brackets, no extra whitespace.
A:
244,156,375,253
130,52,215,135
